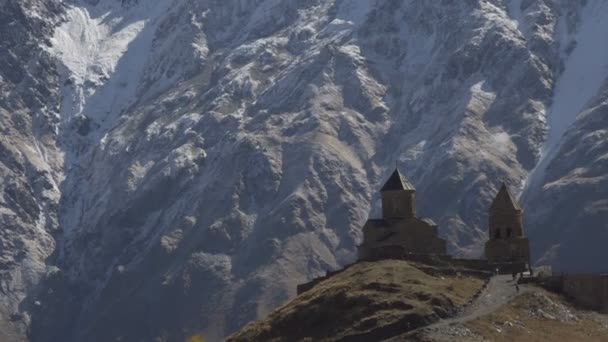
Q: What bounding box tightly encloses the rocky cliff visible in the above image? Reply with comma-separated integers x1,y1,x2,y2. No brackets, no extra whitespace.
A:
0,0,607,340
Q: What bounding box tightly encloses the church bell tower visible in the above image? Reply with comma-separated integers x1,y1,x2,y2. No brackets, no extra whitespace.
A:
380,169,416,219
485,183,531,266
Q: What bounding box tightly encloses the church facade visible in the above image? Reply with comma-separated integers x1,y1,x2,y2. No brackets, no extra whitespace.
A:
357,169,531,269
301,169,534,294
484,183,531,266
357,169,447,260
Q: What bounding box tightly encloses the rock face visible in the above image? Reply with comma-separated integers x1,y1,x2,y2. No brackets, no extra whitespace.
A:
0,0,607,340
0,0,64,339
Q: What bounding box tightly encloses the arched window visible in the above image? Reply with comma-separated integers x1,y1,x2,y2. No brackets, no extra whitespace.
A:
494,229,501,239
506,227,512,238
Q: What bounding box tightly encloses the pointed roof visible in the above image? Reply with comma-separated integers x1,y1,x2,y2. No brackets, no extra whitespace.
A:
380,168,415,192
490,183,521,211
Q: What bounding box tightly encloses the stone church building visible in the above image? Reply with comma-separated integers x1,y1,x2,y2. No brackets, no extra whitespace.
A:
301,169,534,294
357,169,530,268
357,169,447,260
485,183,531,266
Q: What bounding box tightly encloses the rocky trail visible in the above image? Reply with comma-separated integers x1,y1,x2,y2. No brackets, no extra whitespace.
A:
394,275,527,341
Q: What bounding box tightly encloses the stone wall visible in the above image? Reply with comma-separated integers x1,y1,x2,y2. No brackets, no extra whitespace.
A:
366,246,449,263
362,250,526,275
451,258,491,271
358,218,447,260
489,210,523,238
485,237,530,264
297,253,527,295
381,191,415,219
296,264,358,295
561,274,608,313
296,256,493,295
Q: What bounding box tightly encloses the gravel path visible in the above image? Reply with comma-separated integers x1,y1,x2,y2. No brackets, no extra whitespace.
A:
387,275,526,341
450,274,525,322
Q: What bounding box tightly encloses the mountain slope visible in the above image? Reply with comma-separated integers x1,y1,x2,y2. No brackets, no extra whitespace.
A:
521,0,608,272
0,0,63,339
0,0,607,341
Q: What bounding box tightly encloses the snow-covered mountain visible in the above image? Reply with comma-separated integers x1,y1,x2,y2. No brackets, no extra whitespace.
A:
1,0,607,340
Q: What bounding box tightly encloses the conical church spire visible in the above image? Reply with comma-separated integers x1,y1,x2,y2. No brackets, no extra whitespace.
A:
381,168,415,192
490,183,521,211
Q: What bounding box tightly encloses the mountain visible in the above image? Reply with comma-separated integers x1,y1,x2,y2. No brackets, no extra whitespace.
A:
0,0,64,340
0,0,607,340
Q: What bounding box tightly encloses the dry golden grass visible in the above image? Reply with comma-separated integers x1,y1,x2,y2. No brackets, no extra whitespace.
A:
228,260,485,342
466,287,608,342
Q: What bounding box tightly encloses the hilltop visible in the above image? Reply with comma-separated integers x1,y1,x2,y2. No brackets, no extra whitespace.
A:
228,260,608,341
228,260,486,341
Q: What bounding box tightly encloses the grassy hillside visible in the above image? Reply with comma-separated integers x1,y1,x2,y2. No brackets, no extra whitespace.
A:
463,289,608,342
389,282,608,341
227,260,486,341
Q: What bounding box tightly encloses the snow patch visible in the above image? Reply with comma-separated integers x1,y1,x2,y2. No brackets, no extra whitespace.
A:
127,160,155,192
545,0,608,151
336,0,374,26
507,0,525,32
49,0,172,128
319,0,374,38
402,140,427,162
468,80,496,114
490,131,512,155
471,80,495,100
522,0,608,195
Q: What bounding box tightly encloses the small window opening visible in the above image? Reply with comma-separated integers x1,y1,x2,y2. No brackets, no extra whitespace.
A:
494,229,501,239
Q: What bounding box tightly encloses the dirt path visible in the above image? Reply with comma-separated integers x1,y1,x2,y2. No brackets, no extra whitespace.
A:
448,274,525,323
387,275,526,341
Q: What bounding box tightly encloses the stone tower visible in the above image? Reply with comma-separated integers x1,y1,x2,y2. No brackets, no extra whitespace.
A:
380,169,416,219
357,168,447,260
485,183,530,266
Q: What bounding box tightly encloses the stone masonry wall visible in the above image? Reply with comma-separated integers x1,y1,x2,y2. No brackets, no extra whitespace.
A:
561,274,608,313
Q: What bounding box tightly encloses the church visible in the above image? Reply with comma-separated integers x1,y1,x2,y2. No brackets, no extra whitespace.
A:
357,169,447,260
357,168,531,267
299,168,533,294
484,183,531,266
